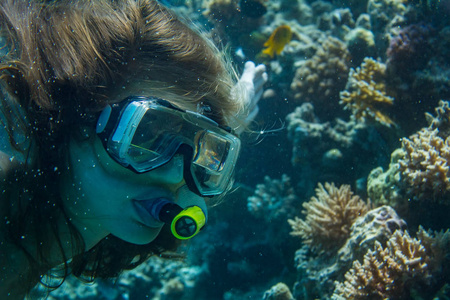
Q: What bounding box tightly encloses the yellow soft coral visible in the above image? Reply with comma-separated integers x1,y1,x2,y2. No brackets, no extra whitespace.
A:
333,230,430,299
340,57,395,127
288,183,370,251
398,127,450,201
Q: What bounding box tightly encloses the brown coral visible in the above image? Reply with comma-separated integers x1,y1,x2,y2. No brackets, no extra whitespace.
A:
333,230,430,300
398,127,450,201
290,36,350,116
340,57,395,127
263,282,294,300
288,182,370,251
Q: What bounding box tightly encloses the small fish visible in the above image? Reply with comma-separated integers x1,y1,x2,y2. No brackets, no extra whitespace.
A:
262,25,292,58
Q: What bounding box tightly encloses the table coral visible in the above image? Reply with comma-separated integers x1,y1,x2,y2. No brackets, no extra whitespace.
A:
340,57,395,127
332,230,430,299
398,127,450,201
290,36,350,118
288,182,370,251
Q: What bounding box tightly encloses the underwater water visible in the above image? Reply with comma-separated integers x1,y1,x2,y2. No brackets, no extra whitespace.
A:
44,0,450,299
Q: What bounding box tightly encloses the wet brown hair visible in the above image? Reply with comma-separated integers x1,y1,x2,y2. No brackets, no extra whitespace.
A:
0,0,238,295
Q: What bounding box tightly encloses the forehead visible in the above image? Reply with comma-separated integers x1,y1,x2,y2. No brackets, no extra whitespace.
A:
108,80,201,113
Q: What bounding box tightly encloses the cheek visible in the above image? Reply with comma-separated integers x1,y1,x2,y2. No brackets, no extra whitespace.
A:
93,137,185,186
176,185,208,219
64,161,130,219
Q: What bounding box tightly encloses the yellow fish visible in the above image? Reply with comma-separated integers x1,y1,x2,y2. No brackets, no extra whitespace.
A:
262,25,292,58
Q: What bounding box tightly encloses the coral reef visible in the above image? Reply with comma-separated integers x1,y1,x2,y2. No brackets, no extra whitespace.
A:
42,256,202,300
316,8,355,40
290,36,350,117
398,127,450,202
201,0,261,47
247,174,299,221
291,205,405,300
286,102,395,195
340,57,395,127
367,0,409,56
332,230,430,299
288,182,370,251
333,225,450,299
416,226,450,276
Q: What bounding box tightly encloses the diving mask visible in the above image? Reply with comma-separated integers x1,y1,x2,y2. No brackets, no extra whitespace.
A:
96,96,241,196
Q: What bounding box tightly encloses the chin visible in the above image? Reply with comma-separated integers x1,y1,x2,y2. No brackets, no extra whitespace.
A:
112,223,163,245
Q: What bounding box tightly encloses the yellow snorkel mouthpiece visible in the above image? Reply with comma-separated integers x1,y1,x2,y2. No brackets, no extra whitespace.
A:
149,199,206,240
170,206,206,240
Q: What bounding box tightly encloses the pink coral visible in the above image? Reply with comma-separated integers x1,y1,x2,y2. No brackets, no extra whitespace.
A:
386,23,435,74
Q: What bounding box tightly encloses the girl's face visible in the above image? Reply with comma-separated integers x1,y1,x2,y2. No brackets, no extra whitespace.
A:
60,131,207,250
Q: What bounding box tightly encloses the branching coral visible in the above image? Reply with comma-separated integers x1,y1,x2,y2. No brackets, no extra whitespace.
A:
426,100,450,138
290,36,350,117
337,206,407,265
398,127,450,201
288,183,370,251
247,174,298,221
416,226,450,275
332,230,430,300
340,57,395,127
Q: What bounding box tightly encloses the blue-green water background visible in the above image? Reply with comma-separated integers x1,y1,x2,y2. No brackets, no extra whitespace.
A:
40,0,450,299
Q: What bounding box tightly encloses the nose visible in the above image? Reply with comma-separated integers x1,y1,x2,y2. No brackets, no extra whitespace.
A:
151,154,185,185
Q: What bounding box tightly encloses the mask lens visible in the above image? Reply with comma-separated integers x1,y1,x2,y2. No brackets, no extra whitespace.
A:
189,131,236,195
127,144,160,164
193,131,230,173
127,108,184,172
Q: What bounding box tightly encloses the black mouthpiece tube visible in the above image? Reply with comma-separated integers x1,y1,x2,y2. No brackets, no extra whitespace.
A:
157,202,184,224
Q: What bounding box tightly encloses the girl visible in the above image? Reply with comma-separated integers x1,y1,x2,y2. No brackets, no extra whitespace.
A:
0,0,266,298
